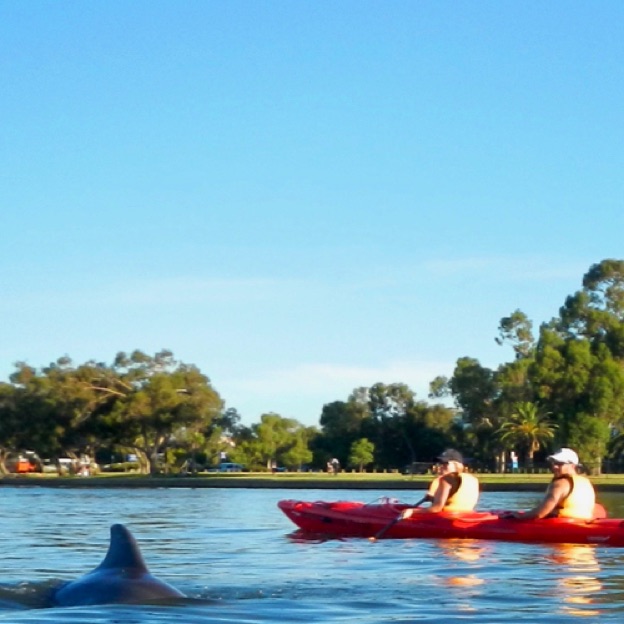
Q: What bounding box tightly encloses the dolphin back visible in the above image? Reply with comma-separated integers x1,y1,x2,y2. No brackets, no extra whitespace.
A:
96,524,149,572
53,524,185,606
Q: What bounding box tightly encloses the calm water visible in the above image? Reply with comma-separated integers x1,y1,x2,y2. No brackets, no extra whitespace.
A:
1,486,624,623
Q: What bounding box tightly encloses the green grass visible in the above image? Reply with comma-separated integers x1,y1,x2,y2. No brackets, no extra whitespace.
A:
7,470,624,488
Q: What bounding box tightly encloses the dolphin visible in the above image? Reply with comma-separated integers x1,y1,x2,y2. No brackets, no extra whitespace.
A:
52,524,185,606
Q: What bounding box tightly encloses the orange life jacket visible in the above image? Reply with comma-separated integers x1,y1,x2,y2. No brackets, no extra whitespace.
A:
553,474,595,520
443,472,480,512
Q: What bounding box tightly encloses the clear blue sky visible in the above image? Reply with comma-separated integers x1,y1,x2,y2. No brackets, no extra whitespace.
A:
2,1,623,427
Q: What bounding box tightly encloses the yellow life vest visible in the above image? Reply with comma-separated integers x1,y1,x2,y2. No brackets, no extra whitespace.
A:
555,474,595,520
444,472,480,512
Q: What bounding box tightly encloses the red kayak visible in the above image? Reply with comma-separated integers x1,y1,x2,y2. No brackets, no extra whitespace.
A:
278,499,624,546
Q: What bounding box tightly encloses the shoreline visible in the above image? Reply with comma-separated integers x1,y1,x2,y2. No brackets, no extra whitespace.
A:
3,475,624,492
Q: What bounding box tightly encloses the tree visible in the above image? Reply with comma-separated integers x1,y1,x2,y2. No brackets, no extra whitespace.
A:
558,259,624,356
497,402,557,467
4,350,225,475
231,413,311,471
365,383,417,467
449,358,497,423
496,309,535,360
494,358,533,407
316,383,460,471
414,402,462,458
280,427,314,470
111,359,223,474
564,413,610,475
447,357,500,468
348,438,375,472
529,260,624,473
7,359,102,463
0,382,21,473
428,375,451,400
317,399,369,467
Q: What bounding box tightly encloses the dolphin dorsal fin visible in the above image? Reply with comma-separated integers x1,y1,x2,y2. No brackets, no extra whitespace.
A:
96,524,149,573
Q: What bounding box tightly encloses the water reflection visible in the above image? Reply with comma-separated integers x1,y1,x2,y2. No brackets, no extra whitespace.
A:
547,544,602,618
439,541,486,584
432,540,487,614
286,530,345,544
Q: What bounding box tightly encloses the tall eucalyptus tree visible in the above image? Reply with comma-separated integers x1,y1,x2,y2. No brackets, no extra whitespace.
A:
531,259,624,472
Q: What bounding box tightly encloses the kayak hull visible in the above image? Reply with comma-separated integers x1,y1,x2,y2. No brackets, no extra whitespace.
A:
278,499,624,546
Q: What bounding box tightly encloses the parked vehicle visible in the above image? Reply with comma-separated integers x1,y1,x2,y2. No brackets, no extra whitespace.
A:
403,462,433,475
41,459,58,474
217,462,245,472
6,451,40,474
14,458,36,473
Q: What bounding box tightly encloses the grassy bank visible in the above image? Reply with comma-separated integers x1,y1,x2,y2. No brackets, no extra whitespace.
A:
3,471,624,492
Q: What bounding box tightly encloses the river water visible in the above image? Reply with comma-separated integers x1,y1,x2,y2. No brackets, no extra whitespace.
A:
1,486,624,623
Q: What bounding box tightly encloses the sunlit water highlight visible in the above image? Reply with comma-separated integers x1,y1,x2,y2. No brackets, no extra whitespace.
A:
1,486,624,622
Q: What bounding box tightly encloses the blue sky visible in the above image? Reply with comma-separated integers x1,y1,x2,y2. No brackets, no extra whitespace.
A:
1,1,623,427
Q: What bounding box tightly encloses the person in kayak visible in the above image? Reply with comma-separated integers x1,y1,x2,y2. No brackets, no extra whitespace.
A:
507,448,595,520
400,449,480,518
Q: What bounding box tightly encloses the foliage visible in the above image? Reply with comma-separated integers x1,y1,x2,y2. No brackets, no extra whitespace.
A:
2,259,624,475
562,413,610,475
447,357,502,467
229,413,313,470
527,260,624,474
315,383,458,470
430,259,624,473
0,351,224,475
496,309,535,359
316,399,369,467
497,402,557,464
348,437,375,472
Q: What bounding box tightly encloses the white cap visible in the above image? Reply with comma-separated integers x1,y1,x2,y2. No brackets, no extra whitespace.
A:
547,448,579,465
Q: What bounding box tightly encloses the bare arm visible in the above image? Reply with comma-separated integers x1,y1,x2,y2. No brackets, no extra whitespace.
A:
400,475,451,519
514,480,570,520
428,477,453,513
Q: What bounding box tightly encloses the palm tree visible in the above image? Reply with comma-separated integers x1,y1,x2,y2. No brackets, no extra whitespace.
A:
497,402,557,468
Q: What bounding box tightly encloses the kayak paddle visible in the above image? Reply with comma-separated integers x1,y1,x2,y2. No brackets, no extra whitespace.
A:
369,495,429,542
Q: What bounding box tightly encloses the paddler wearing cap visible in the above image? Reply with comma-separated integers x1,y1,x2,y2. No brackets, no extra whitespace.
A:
507,448,595,520
400,449,480,519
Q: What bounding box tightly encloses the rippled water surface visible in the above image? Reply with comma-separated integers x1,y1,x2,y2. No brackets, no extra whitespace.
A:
1,486,624,623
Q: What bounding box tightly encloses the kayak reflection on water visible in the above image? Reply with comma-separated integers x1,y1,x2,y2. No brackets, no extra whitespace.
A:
548,544,602,618
438,538,489,563
286,529,347,543
437,539,487,589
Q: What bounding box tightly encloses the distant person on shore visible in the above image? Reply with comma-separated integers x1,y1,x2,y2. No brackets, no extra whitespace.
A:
506,448,596,520
400,449,479,518
510,450,519,473
331,458,340,475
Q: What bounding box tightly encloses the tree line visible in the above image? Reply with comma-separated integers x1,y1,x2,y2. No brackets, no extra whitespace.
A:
2,259,624,475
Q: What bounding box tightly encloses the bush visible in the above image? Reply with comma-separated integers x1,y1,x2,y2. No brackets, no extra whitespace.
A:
101,461,140,473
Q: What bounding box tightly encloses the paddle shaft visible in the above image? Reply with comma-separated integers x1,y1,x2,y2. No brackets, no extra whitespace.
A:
370,495,429,541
